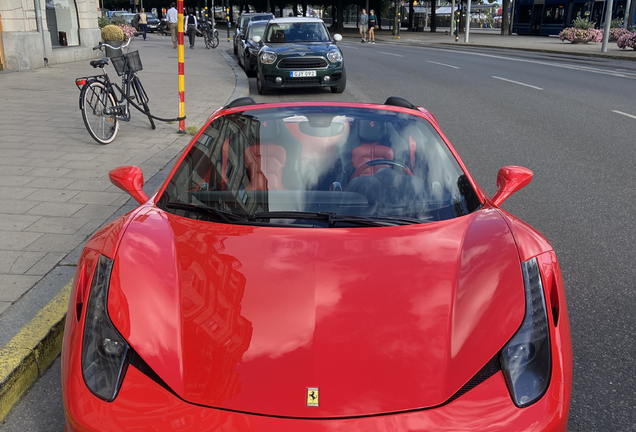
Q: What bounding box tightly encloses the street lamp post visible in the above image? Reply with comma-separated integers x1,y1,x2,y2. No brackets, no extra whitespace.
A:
601,0,614,52
464,0,471,42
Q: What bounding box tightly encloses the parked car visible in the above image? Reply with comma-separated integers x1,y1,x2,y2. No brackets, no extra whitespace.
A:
253,18,345,94
145,12,160,32
61,96,572,431
233,12,274,55
110,11,136,25
237,20,268,77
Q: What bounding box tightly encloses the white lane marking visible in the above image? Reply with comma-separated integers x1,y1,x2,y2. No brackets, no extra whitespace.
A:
612,110,636,120
492,76,543,90
339,44,359,49
378,51,404,57
427,60,459,69
381,43,636,80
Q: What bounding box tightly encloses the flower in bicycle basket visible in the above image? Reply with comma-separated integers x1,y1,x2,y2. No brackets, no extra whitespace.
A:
101,24,124,42
118,24,137,41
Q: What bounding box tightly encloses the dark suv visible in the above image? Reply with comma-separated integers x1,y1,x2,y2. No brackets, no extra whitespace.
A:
233,12,274,55
145,13,161,32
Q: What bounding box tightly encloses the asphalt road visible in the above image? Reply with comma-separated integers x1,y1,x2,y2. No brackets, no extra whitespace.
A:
3,40,636,431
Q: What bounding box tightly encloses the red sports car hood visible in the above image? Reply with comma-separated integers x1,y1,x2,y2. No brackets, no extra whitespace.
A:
108,206,525,417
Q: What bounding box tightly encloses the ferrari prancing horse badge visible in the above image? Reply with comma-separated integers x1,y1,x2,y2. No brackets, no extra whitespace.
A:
307,387,319,407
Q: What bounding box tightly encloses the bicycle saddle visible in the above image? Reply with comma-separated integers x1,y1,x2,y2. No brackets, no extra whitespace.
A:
90,58,109,68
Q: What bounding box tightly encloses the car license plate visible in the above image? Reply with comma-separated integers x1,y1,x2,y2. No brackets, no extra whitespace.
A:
291,70,316,77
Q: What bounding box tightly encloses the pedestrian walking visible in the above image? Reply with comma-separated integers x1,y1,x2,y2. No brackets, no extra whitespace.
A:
360,8,368,42
166,2,178,48
131,13,140,31
186,8,198,48
368,9,377,44
138,8,148,40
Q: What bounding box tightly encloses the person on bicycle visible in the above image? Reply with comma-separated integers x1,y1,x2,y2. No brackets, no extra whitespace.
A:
186,8,198,49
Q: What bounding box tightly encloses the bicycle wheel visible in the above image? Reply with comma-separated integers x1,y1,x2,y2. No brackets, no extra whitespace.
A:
204,32,212,49
132,75,156,130
211,34,219,48
80,81,119,144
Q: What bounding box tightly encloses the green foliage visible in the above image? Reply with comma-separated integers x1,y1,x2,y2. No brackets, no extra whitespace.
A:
610,18,624,28
572,17,595,30
98,17,111,28
185,125,200,135
101,24,124,41
110,15,127,26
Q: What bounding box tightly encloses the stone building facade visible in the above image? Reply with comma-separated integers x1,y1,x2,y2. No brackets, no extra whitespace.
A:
0,0,101,71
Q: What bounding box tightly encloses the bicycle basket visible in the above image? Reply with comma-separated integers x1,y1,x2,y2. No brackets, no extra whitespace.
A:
111,51,143,76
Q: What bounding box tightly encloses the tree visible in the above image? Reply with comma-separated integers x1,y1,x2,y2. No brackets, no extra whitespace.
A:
500,0,509,35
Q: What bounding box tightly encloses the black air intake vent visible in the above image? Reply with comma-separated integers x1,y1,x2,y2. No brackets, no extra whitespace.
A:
278,58,328,69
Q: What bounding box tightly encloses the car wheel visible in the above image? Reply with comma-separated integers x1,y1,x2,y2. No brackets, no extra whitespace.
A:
256,74,268,95
233,41,238,55
331,69,346,93
238,51,243,68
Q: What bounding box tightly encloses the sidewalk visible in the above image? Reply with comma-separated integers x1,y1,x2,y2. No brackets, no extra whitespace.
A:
338,26,636,60
0,35,240,422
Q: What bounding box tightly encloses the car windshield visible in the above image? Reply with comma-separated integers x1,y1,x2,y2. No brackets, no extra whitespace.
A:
265,22,330,43
247,23,266,40
157,106,481,227
146,13,157,19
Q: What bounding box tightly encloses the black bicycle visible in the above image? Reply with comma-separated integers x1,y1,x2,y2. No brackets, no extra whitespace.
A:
199,20,219,49
76,36,184,144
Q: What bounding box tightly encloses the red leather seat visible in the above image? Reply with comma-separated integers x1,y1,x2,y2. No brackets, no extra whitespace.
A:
350,120,394,178
244,144,287,191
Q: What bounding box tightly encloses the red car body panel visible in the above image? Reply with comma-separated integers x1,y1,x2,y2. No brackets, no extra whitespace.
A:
105,206,524,417
62,101,572,431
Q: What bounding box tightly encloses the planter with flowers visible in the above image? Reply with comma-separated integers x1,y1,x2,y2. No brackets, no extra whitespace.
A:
100,23,136,57
101,24,124,57
616,31,636,50
559,17,603,43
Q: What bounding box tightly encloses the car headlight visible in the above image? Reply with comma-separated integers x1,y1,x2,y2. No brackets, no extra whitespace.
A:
81,255,130,402
261,52,276,64
500,257,551,407
327,49,342,62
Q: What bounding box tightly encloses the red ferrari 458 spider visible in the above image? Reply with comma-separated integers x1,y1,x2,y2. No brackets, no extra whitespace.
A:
62,97,572,431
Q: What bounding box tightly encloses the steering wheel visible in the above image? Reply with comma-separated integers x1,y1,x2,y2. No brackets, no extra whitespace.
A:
350,159,413,180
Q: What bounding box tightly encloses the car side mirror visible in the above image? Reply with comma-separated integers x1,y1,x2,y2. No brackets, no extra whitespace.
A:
252,35,261,44
109,166,149,205
491,166,533,206
333,33,342,42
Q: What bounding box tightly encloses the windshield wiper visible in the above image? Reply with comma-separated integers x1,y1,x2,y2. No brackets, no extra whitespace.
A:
165,202,248,223
252,211,423,227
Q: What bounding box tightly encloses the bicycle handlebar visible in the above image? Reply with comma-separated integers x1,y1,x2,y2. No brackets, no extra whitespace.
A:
93,35,138,52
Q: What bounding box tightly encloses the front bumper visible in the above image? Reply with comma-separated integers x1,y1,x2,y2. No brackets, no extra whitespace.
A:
147,23,159,31
65,368,569,432
259,62,343,89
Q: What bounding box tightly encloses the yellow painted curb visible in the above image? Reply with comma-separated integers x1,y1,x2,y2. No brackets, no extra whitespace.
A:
0,281,72,422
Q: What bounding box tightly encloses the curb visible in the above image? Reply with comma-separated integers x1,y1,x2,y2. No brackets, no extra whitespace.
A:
221,49,250,102
436,42,636,62
343,34,636,62
0,281,72,422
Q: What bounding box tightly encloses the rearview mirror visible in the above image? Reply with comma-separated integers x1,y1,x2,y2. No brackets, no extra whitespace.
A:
334,34,342,42
491,166,533,206
109,166,149,205
252,35,261,44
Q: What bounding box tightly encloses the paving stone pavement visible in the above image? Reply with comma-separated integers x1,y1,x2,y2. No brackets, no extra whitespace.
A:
0,35,236,317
